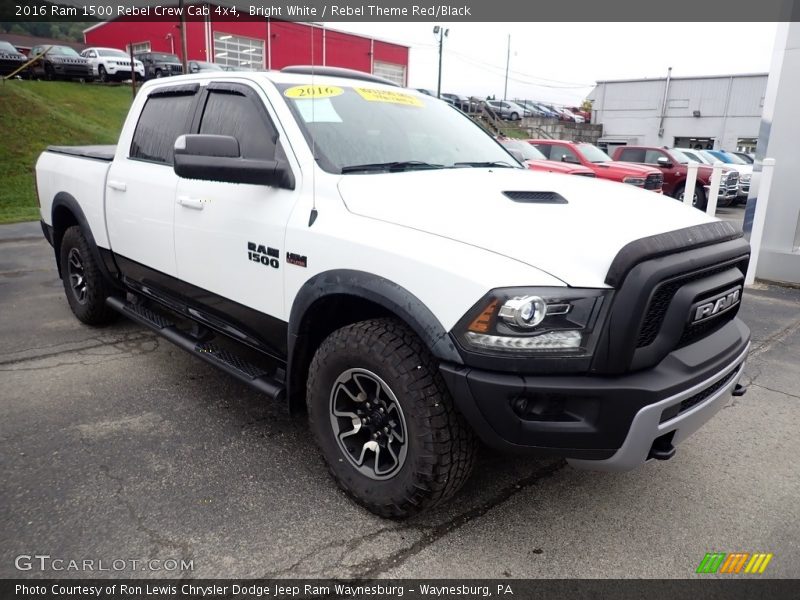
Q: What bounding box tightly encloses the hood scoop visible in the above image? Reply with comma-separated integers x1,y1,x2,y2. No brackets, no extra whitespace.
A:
503,191,567,204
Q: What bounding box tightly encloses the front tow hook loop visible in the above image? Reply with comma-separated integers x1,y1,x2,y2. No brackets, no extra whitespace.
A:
732,382,748,397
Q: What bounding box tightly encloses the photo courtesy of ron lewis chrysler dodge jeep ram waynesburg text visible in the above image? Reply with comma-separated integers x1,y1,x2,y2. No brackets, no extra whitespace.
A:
36,68,751,518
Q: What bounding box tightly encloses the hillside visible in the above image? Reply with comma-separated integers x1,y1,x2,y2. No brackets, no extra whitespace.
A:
0,80,132,223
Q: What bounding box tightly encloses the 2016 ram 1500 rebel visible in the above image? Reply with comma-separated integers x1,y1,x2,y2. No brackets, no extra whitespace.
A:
36,68,751,518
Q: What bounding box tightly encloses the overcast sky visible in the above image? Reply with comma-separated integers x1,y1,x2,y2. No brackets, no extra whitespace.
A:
332,22,779,105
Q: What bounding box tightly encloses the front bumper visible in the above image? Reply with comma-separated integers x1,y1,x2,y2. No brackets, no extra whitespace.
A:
439,318,749,469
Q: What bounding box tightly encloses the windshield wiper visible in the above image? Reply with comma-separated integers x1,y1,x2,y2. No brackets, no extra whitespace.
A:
340,161,444,174
453,160,515,168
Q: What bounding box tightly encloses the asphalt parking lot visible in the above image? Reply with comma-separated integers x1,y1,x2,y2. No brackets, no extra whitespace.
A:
1,207,799,579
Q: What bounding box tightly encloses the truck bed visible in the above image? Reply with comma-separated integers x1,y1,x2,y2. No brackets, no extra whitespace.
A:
46,145,116,162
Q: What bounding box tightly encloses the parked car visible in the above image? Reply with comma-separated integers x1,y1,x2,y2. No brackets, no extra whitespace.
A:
569,107,592,123
485,100,529,120
550,107,584,123
135,51,183,80
0,40,29,78
36,68,750,518
513,100,551,118
499,139,595,177
731,151,754,164
28,45,93,82
441,93,470,111
702,150,752,203
532,103,560,118
188,61,224,73
674,147,713,165
613,146,740,210
80,47,145,82
529,140,664,194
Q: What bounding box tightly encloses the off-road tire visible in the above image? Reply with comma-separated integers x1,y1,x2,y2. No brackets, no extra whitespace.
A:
59,226,117,326
306,318,477,518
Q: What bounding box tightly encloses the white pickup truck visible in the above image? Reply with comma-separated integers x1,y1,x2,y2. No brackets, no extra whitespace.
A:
36,67,751,517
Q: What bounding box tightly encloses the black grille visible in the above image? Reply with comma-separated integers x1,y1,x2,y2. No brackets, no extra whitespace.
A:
660,365,740,423
636,259,747,348
644,173,663,190
169,64,183,74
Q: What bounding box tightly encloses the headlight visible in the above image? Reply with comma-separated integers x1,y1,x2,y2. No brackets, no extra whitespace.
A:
454,287,611,357
741,173,751,182
622,176,645,186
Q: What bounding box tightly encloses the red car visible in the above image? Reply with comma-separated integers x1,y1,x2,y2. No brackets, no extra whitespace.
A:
499,139,595,177
611,146,740,210
528,140,664,193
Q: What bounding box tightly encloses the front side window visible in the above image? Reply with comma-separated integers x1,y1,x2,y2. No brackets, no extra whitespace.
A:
199,89,277,160
278,84,518,174
549,145,580,164
130,90,196,164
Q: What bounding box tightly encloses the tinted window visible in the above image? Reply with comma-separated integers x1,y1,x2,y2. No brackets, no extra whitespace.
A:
618,148,646,163
549,144,579,163
644,149,667,164
130,92,196,164
199,90,278,160
532,144,551,158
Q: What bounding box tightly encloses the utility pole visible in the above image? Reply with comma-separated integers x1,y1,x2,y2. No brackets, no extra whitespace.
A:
434,26,449,99
178,0,188,73
503,34,510,101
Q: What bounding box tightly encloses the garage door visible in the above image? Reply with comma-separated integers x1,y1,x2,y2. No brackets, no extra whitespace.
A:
373,61,406,86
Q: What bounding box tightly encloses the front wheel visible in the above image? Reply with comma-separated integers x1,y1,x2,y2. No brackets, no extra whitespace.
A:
306,318,477,518
510,111,520,121
59,226,117,326
675,183,707,211
98,65,107,82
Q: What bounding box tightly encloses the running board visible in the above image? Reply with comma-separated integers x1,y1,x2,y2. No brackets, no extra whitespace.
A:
106,296,285,402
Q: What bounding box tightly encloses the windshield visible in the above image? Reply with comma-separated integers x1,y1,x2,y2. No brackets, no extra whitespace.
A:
721,152,747,165
50,46,80,57
701,150,727,164
0,41,18,53
502,140,547,161
150,53,180,62
98,49,129,58
668,149,691,164
577,143,612,163
278,84,519,174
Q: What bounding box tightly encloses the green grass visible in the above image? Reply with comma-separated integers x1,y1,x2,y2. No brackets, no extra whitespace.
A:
0,80,133,224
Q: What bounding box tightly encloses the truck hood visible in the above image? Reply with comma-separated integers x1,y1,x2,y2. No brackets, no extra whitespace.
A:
594,161,660,176
526,159,594,176
337,168,715,288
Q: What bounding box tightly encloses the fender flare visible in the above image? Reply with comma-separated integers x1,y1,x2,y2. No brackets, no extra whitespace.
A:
51,192,118,281
288,269,463,364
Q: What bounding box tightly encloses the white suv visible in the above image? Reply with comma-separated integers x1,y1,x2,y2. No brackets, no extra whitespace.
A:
80,47,145,82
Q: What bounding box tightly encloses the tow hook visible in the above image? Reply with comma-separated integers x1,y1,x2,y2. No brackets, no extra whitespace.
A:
732,382,748,397
648,432,676,461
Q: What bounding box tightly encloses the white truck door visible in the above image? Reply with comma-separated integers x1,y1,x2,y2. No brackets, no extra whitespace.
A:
173,81,298,330
106,84,200,282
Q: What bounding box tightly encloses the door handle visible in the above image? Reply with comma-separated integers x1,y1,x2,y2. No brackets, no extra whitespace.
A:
177,196,205,210
107,180,127,192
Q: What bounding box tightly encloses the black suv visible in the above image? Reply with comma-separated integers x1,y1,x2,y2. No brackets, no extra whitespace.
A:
134,52,183,80
28,45,93,81
0,40,28,77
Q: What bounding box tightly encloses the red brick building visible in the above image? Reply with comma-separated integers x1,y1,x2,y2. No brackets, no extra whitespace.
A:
83,12,409,85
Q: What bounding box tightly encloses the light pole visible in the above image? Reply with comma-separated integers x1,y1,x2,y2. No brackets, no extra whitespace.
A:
433,26,449,99
503,34,510,101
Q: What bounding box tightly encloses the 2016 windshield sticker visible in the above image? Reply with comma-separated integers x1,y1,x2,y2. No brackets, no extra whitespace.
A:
355,88,424,107
284,85,344,99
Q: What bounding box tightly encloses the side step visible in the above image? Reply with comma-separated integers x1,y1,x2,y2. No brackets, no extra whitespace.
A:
107,296,285,402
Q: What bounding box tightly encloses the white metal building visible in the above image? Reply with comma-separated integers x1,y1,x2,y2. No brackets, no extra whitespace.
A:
588,73,767,156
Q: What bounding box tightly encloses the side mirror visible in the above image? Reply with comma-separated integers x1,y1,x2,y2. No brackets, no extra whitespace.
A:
190,64,199,72
657,156,673,168
173,134,295,189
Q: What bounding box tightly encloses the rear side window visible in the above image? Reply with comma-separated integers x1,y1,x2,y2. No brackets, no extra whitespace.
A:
618,148,646,163
130,91,196,164
199,89,278,160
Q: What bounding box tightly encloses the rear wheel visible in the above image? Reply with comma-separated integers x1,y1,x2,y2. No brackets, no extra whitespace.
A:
59,226,117,326
675,183,707,211
306,318,477,518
